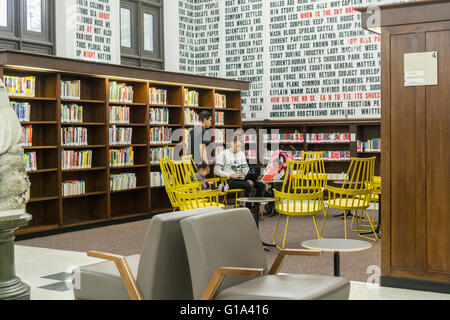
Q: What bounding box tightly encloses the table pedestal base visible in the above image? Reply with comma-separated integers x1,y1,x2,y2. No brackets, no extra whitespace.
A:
333,252,340,277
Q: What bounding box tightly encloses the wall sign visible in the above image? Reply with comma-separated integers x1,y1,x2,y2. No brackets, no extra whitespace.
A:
404,52,438,87
165,0,414,122
55,0,121,64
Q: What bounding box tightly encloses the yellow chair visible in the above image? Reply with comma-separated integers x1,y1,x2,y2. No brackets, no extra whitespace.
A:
302,151,327,190
218,176,246,209
357,176,381,229
181,155,221,187
174,183,226,211
159,158,180,210
273,159,325,249
323,157,377,241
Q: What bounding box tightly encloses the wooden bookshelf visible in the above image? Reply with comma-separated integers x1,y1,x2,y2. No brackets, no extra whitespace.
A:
242,120,381,177
0,50,247,236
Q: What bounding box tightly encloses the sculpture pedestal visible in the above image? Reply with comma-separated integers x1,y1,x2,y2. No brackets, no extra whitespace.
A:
0,210,32,300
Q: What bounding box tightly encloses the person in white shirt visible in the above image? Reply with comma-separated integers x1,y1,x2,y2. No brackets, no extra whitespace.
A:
214,136,265,198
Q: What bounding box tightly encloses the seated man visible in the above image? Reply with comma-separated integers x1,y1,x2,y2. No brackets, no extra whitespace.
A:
214,136,265,199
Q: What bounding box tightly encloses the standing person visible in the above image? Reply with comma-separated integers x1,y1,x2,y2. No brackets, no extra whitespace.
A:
187,111,213,165
214,136,265,198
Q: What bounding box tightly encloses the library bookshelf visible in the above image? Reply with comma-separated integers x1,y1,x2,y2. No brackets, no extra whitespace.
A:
0,50,247,236
242,120,381,179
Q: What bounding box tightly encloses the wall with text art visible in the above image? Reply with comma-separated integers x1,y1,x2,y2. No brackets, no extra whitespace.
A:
164,0,413,121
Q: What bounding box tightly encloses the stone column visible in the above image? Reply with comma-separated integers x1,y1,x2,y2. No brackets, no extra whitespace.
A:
0,210,32,300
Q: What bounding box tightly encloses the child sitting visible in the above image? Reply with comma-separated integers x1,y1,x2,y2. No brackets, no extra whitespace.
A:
195,163,229,192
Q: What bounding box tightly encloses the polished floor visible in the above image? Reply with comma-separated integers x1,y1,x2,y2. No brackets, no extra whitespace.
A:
14,245,450,300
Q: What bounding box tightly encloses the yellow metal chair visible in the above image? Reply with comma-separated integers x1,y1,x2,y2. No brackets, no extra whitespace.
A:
323,157,378,241
356,176,381,229
273,159,325,249
219,176,246,209
159,158,181,210
174,183,226,211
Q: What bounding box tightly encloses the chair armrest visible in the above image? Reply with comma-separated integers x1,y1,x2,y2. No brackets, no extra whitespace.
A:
86,251,143,300
269,249,322,275
201,267,264,300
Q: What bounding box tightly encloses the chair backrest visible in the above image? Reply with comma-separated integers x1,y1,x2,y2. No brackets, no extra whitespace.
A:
136,207,224,300
159,157,178,208
339,157,376,205
302,151,327,189
275,159,324,214
180,208,269,300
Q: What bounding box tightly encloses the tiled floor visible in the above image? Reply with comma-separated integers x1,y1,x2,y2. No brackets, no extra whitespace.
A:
14,245,450,300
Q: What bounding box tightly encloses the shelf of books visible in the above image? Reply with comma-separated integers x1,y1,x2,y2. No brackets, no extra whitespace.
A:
242,122,381,180
0,51,246,236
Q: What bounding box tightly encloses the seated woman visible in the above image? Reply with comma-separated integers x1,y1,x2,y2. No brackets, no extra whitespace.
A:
214,136,265,198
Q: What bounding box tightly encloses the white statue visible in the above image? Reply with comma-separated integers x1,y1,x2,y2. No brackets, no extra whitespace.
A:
0,79,30,211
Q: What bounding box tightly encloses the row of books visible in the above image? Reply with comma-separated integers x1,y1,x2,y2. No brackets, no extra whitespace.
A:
109,106,130,124
110,173,137,191
306,133,351,143
61,80,81,100
10,102,31,122
150,127,172,145
323,151,351,161
149,87,167,105
357,138,381,152
110,126,133,145
262,150,303,160
150,146,174,164
62,127,88,146
150,107,170,125
62,104,84,123
110,147,134,167
3,76,35,97
109,82,134,103
184,108,201,125
62,180,86,197
214,93,227,108
21,125,33,147
263,133,304,143
244,134,257,144
24,152,37,171
245,150,257,160
184,89,199,107
215,111,225,125
215,129,225,143
62,150,92,170
150,172,165,187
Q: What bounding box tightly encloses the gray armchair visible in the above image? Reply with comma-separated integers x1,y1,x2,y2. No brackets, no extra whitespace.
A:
73,207,224,300
180,208,350,300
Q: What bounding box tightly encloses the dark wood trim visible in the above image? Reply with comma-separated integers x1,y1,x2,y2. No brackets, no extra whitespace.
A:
381,276,450,295
0,50,249,90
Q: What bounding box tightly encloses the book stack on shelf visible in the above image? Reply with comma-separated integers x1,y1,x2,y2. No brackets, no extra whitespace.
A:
306,133,350,143
149,107,169,125
185,108,200,125
110,82,134,103
61,127,88,146
109,126,133,145
244,133,257,144
21,125,32,147
61,104,83,123
322,151,351,161
149,87,167,105
10,101,31,121
214,93,227,108
150,146,174,164
24,152,37,171
214,128,225,144
3,76,35,97
246,150,257,161
184,89,199,107
110,173,137,191
150,172,165,187
287,150,304,159
215,111,224,125
358,138,381,152
109,106,130,124
61,80,81,100
110,147,134,167
62,180,86,197
263,132,304,144
62,150,92,170
150,127,172,145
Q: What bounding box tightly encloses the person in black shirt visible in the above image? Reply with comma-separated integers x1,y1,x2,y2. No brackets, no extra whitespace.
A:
188,111,213,165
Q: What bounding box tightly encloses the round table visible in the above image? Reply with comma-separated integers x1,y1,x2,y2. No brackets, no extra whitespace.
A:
237,197,275,250
302,238,372,277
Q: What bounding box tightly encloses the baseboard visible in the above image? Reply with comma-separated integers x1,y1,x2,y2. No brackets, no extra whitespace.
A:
381,276,450,295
